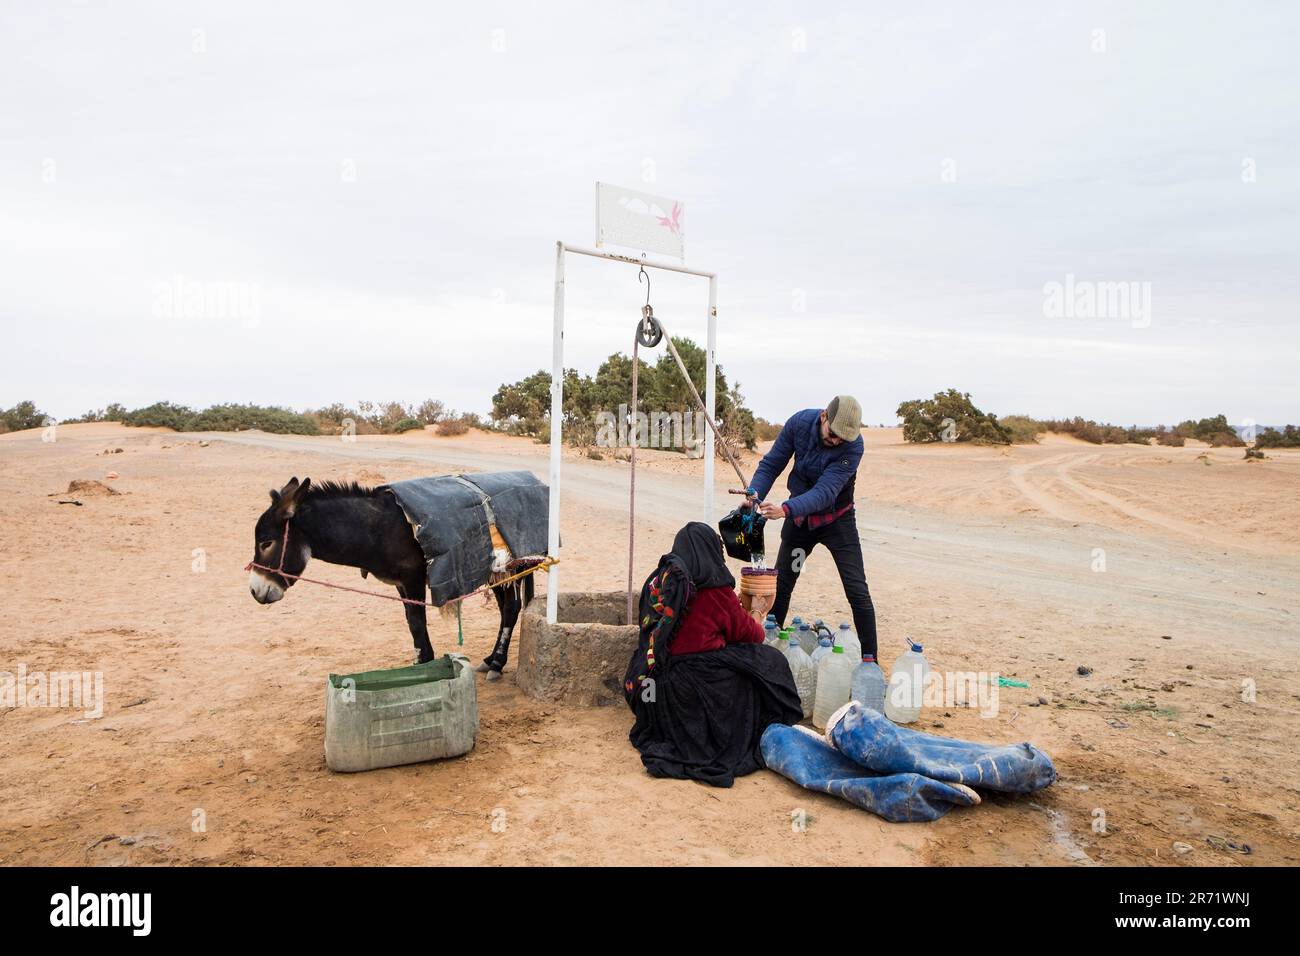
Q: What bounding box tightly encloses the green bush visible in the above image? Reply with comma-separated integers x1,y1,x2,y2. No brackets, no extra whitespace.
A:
1255,425,1300,449
390,417,423,434
1000,415,1044,444
0,400,50,432
896,390,1011,444
491,337,757,453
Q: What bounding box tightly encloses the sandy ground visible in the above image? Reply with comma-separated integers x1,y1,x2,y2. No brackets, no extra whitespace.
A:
2,422,1298,866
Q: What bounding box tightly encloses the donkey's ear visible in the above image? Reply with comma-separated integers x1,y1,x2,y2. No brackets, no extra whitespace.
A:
276,477,312,518
269,488,281,503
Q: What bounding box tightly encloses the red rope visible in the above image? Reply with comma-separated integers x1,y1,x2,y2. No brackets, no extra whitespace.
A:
245,519,556,608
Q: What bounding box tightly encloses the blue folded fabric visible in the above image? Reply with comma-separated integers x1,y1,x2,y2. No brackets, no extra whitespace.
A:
760,725,980,822
759,703,1056,822
828,704,1057,793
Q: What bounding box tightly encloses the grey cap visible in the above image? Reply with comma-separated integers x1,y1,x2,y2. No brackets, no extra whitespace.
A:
826,395,863,441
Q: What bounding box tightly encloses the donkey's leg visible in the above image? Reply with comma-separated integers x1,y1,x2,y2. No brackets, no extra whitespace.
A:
397,576,434,664
473,587,511,678
478,582,525,681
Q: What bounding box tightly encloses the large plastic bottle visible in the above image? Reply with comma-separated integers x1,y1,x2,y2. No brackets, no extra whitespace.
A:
774,626,791,653
763,618,780,648
884,640,930,724
810,635,834,665
784,637,817,719
797,623,817,656
836,622,862,662
813,645,855,729
850,655,886,715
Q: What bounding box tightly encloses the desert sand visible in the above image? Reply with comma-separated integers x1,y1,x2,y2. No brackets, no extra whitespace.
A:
1,422,1297,866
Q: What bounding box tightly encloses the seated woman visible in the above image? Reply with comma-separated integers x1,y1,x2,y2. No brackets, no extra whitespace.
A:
623,522,802,787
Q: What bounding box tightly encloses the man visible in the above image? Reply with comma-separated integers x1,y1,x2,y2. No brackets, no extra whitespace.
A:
744,395,878,661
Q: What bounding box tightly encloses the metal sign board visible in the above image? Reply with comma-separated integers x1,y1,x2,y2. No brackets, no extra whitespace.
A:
595,182,684,260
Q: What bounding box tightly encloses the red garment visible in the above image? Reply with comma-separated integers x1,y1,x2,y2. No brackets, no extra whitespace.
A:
670,585,765,657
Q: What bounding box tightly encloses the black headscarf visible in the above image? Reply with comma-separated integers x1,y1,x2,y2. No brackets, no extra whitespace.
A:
671,521,735,590
622,522,734,698
622,522,802,788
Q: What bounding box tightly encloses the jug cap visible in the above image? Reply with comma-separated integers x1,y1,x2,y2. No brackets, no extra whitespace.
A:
832,645,844,653
840,622,851,629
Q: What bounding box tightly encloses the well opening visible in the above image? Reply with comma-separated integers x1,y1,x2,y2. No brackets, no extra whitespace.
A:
516,590,639,706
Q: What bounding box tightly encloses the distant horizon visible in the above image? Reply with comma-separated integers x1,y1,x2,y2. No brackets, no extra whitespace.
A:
7,393,1291,436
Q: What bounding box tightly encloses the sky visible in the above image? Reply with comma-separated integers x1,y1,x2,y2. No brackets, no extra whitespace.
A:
2,1,1296,427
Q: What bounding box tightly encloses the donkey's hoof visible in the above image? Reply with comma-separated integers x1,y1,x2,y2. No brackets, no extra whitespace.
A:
485,669,503,682
472,662,491,674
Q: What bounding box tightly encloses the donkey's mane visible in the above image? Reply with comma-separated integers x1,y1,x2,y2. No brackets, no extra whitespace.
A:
304,480,383,500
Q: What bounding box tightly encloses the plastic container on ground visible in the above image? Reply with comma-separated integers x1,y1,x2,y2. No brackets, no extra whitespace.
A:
837,622,862,661
884,640,930,724
797,623,818,656
763,619,779,647
783,638,817,719
810,635,833,664
325,654,478,772
850,656,886,715
812,645,856,729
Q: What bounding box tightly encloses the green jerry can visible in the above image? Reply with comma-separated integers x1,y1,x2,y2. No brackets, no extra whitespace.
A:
325,653,479,772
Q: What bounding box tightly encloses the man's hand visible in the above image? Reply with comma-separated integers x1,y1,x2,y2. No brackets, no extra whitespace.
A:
757,501,785,521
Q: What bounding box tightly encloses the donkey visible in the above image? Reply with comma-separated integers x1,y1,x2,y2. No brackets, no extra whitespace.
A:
248,477,534,678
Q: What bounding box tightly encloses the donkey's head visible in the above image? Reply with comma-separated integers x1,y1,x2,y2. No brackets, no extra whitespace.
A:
249,477,313,604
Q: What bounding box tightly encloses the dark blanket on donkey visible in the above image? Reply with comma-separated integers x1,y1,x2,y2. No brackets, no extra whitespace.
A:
382,471,548,606
628,642,803,788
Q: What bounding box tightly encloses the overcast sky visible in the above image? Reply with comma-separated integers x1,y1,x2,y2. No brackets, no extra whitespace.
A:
2,1,1296,427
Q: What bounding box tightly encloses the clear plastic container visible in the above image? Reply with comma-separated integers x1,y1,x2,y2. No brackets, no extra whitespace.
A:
810,635,834,664
884,640,930,724
784,638,817,720
837,622,862,662
850,655,886,715
763,619,780,648
797,623,818,656
813,645,855,729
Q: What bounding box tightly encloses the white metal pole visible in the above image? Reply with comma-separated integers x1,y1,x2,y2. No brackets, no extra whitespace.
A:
704,275,718,523
547,241,565,624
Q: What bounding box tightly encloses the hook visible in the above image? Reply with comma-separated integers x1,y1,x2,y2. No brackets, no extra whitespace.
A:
638,266,651,307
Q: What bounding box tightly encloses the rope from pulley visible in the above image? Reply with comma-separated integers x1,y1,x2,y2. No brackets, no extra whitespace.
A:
626,265,750,620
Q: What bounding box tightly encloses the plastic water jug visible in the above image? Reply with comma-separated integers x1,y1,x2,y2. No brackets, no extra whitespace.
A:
837,622,862,662
797,623,817,656
811,635,833,664
850,656,886,715
884,640,930,724
784,638,817,719
812,645,855,729
763,619,779,647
